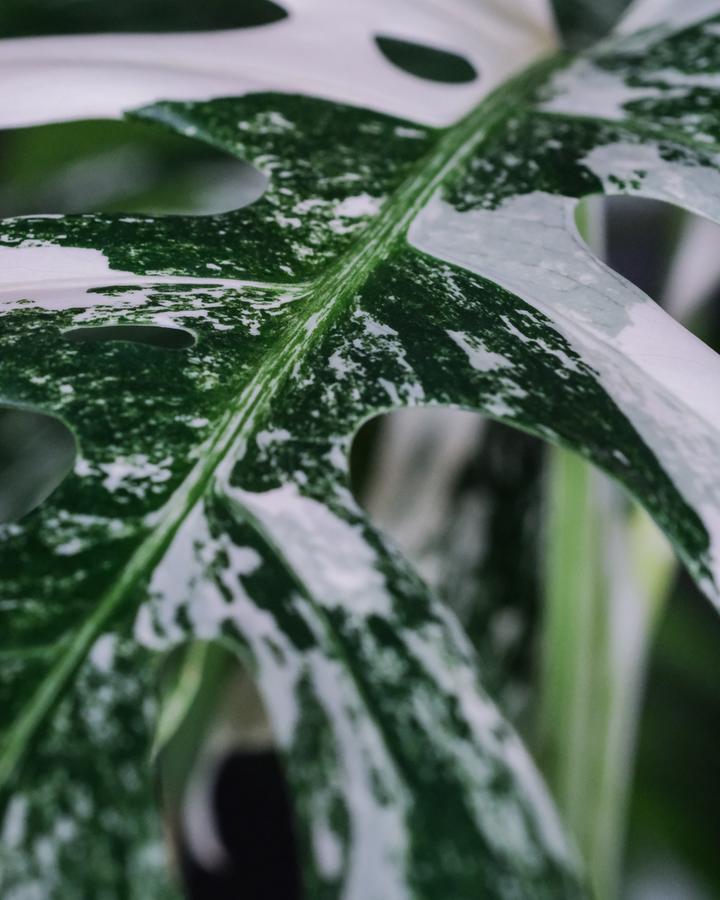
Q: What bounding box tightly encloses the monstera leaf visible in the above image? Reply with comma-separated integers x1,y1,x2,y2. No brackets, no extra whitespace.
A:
1,0,719,897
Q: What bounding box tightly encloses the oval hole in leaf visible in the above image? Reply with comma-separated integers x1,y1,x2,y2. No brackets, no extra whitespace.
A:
351,407,545,698
233,0,288,29
0,0,288,37
374,35,478,84
0,407,76,522
576,194,720,343
0,118,268,218
65,324,196,350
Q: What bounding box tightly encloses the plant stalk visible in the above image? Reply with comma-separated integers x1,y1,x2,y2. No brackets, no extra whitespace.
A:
535,447,673,899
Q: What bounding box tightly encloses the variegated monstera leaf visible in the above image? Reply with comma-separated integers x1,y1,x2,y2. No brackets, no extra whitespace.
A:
1,0,719,897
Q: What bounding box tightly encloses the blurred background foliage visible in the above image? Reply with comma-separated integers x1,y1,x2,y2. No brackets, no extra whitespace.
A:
1,2,719,899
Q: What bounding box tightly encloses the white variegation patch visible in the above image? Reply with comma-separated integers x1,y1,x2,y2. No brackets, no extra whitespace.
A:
409,188,720,598
0,243,293,312
619,0,720,36
539,59,690,121
0,0,556,130
230,482,391,617
582,142,720,220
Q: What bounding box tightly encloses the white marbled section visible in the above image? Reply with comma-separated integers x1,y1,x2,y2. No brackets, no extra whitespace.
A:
542,0,720,124
0,0,557,130
134,499,415,900
230,482,392,617
540,58,720,128
583,141,720,220
409,189,720,599
0,243,299,319
405,609,577,872
539,59,686,122
222,481,577,880
618,0,720,37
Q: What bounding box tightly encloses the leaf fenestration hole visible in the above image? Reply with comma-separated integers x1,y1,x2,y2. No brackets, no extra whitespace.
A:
0,118,268,218
575,194,720,342
232,0,288,29
0,0,288,37
158,646,303,900
65,324,196,350
351,407,544,701
374,35,478,84
0,406,76,522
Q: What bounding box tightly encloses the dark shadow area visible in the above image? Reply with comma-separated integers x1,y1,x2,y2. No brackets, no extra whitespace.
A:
0,406,76,522
182,751,303,900
599,195,681,299
626,568,720,899
552,0,632,49
65,324,196,350
157,644,304,900
375,35,478,84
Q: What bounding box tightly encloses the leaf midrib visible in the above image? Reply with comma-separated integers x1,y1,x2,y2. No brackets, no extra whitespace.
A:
0,53,562,791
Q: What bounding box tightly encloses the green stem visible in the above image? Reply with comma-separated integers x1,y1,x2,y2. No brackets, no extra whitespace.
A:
536,447,673,899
